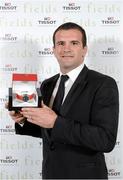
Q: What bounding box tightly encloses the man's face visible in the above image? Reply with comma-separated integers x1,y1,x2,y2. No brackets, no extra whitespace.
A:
53,29,87,73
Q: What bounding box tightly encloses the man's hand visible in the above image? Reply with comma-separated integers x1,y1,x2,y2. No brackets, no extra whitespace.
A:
5,102,25,124
21,101,57,128
9,110,25,124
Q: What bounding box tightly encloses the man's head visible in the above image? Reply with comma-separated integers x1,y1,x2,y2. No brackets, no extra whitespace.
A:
53,22,87,73
53,22,87,48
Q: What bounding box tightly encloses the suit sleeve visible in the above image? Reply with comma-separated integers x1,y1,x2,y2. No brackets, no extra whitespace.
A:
51,77,119,153
15,119,42,138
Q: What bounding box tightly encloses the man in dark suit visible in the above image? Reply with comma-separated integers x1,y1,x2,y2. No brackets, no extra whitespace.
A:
9,22,119,179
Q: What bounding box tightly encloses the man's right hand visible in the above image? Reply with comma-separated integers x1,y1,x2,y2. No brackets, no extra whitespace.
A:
5,102,25,124
9,110,25,124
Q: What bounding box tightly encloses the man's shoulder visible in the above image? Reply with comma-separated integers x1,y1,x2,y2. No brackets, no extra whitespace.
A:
41,74,59,86
88,68,113,80
44,74,59,81
87,68,117,87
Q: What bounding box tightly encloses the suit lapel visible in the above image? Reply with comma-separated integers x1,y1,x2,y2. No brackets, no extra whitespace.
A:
60,65,88,116
43,74,59,106
42,74,59,144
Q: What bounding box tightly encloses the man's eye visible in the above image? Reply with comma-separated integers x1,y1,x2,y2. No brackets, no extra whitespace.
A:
57,42,64,46
72,41,79,45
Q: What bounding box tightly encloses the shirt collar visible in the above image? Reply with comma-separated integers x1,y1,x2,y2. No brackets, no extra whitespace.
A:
60,63,84,83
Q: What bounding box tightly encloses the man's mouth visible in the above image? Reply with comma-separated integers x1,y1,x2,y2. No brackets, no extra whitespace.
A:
62,55,73,57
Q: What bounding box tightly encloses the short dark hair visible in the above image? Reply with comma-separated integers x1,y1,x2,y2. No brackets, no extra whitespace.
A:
53,22,87,47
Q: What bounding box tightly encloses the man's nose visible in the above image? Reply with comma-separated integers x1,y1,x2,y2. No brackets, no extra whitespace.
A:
63,44,71,51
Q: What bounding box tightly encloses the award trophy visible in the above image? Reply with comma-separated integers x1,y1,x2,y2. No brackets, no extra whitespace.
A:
8,73,42,111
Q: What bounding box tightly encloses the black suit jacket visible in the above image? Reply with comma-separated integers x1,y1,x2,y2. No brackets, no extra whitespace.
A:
15,65,119,179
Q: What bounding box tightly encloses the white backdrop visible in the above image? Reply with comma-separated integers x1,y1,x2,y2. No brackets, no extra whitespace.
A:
0,0,123,179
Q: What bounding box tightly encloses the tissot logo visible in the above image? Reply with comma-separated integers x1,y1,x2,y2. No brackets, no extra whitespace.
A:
38,48,53,56
0,125,15,134
0,2,17,11
44,17,51,21
0,156,18,165
101,47,120,57
63,2,81,11
0,64,18,72
102,17,120,25
38,17,56,25
0,34,17,42
108,169,120,177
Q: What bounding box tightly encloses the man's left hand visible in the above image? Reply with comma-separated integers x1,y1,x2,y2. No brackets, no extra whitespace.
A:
21,101,57,128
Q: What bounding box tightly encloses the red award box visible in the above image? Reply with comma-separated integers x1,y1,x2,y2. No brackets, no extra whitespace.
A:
8,73,42,111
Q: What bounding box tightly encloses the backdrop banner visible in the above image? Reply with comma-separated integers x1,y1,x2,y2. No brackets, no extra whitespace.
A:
0,0,123,179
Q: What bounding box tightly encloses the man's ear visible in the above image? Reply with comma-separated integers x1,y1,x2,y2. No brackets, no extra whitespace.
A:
83,46,88,57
